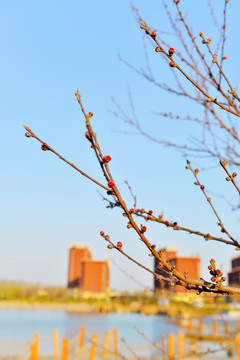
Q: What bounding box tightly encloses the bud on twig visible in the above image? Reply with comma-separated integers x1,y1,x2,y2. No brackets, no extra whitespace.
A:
25,132,32,138
107,244,115,249
140,225,147,233
117,241,122,250
41,144,49,151
108,181,115,188
103,155,111,163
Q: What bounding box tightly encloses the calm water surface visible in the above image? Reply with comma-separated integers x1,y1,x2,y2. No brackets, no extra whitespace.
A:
0,309,181,355
0,309,236,357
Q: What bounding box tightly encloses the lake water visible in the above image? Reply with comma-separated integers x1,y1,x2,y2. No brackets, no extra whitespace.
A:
0,309,236,358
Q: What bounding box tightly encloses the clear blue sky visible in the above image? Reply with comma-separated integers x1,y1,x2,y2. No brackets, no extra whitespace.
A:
1,0,240,291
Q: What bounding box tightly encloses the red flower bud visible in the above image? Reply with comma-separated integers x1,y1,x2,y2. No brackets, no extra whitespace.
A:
211,277,216,282
210,258,215,263
100,231,105,236
216,269,221,275
108,181,115,188
169,47,175,56
103,155,111,163
208,265,212,270
222,56,228,60
141,225,147,233
151,32,156,38
117,241,122,248
85,131,91,140
169,61,175,67
165,221,169,226
195,168,199,174
200,185,205,190
129,208,134,213
149,210,153,215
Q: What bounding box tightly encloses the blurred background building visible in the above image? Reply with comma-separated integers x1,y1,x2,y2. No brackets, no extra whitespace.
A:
68,244,109,292
228,255,240,287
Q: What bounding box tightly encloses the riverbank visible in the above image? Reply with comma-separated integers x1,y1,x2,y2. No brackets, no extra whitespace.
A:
0,300,165,314
0,299,229,319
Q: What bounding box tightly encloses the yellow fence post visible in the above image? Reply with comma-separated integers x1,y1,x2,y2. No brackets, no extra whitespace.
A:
113,328,118,355
61,338,68,360
178,331,184,358
30,343,36,360
168,333,175,360
34,332,39,356
30,332,39,360
212,321,217,336
53,329,58,358
79,326,85,348
236,332,240,360
89,333,98,360
102,330,111,358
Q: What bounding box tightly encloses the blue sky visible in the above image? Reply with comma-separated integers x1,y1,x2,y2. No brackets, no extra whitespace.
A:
1,0,240,291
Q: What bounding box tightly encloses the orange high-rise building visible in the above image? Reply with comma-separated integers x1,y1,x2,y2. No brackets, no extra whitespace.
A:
154,246,200,293
228,255,240,287
68,244,109,292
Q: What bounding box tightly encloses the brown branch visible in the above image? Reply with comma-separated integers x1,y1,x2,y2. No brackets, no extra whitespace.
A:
140,23,240,117
219,157,240,196
75,93,240,294
101,233,171,283
219,0,229,87
23,126,110,192
186,159,240,247
24,92,240,295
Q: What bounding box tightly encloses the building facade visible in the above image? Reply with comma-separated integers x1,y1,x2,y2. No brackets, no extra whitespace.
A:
68,244,109,292
228,255,240,287
154,246,200,293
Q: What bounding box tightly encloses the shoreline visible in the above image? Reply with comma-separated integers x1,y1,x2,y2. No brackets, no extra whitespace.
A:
0,301,104,313
0,300,167,315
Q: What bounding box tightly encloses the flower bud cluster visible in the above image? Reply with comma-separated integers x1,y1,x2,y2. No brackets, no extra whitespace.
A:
208,259,226,283
100,231,123,250
226,172,237,181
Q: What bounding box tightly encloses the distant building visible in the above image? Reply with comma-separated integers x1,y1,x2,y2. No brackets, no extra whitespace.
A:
154,246,200,293
228,256,240,287
68,244,109,292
